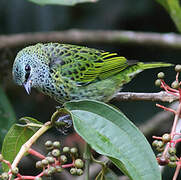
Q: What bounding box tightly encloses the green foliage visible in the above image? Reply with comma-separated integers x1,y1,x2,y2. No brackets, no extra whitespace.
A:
27,0,98,6
156,0,181,32
0,86,16,146
64,100,161,180
1,117,42,171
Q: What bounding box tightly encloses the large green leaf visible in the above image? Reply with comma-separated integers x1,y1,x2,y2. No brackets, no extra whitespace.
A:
0,86,16,145
28,0,98,6
65,100,161,180
156,0,181,33
1,117,42,171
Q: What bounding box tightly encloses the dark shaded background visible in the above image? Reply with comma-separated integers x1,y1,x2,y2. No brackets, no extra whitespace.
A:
0,0,180,179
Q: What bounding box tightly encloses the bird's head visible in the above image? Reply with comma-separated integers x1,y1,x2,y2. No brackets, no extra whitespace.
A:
12,48,45,94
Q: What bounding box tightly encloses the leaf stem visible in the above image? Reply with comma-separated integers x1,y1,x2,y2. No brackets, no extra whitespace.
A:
84,143,91,180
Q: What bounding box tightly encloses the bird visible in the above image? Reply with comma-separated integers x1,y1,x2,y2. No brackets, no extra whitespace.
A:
12,43,172,104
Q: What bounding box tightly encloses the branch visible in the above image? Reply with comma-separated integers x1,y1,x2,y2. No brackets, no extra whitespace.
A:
1,30,181,49
112,91,178,102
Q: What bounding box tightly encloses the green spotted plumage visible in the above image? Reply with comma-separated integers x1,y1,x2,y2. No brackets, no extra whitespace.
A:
12,43,172,103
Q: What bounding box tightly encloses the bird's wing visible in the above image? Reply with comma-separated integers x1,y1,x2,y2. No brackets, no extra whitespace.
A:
44,43,128,85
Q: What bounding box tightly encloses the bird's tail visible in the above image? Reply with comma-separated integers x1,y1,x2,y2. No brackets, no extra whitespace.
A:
136,62,173,70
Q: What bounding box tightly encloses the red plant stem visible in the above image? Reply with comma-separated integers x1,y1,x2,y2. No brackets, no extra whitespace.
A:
156,104,177,114
162,102,181,158
176,72,179,83
152,136,162,140
2,160,12,169
28,148,46,159
15,172,44,180
161,81,179,94
62,162,75,168
172,163,181,180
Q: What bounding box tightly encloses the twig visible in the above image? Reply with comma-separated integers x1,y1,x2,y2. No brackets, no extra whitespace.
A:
112,91,178,102
10,122,52,174
1,30,181,49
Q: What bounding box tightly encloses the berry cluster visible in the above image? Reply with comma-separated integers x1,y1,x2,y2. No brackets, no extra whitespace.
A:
152,65,181,179
0,140,84,180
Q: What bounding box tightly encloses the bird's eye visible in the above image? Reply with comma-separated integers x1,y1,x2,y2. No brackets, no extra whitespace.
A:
25,64,31,81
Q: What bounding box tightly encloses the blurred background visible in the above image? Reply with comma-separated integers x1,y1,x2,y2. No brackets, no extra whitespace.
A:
0,0,180,179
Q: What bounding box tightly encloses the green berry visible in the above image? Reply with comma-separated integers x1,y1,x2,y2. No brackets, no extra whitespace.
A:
11,167,19,175
45,140,53,150
157,72,165,79
52,149,60,157
162,133,171,143
55,165,63,173
156,147,164,152
63,146,70,153
152,140,159,147
45,140,53,147
175,65,181,72
70,147,78,154
155,79,161,87
43,169,51,177
0,154,3,162
74,159,84,169
157,141,164,148
53,141,61,149
76,169,84,176
168,147,176,155
171,81,179,89
169,155,177,162
60,155,67,163
1,172,9,180
70,168,77,175
36,161,43,169
46,156,55,164
168,161,177,168
42,159,49,166
48,166,56,174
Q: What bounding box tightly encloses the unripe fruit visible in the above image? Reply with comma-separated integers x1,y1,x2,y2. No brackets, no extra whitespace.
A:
152,140,159,147
53,141,61,149
175,65,181,72
75,159,84,169
168,161,177,168
76,168,84,176
169,155,177,162
168,147,176,156
70,147,78,154
11,167,19,175
155,79,161,87
1,172,9,180
55,165,63,173
171,81,179,89
157,72,165,79
162,133,171,143
60,155,67,163
36,161,43,168
70,168,77,175
46,156,55,164
52,149,60,157
63,146,70,153
45,140,53,147
42,159,49,166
